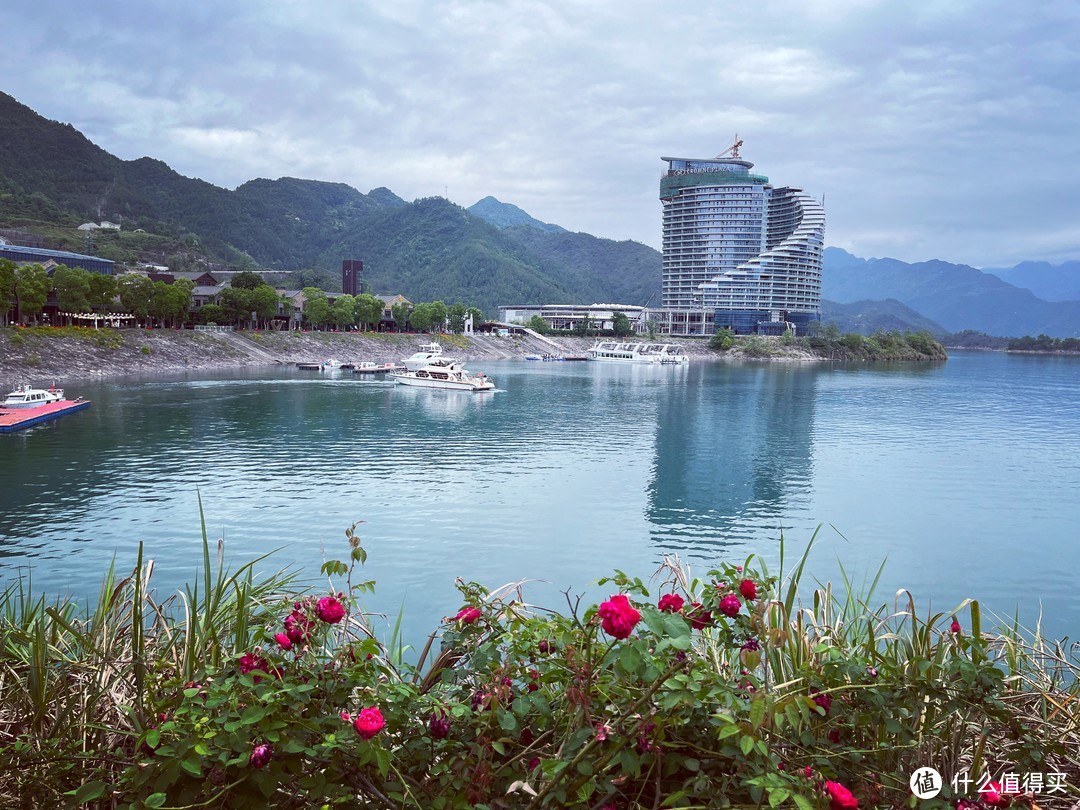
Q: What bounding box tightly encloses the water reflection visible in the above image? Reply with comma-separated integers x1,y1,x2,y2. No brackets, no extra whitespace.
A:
646,364,816,560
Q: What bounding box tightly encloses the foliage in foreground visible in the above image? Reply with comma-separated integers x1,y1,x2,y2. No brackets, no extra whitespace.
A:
710,328,948,361
0,525,1077,809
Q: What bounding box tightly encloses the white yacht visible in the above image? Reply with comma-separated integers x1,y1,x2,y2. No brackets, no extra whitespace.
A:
391,360,495,392
586,341,690,364
402,341,455,371
3,384,66,409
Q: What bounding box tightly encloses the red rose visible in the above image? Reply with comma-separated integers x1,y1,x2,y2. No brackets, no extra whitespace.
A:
315,596,346,624
429,711,451,740
812,691,832,714
825,780,859,809
249,743,273,769
657,593,684,613
950,618,962,634
453,606,482,624
688,602,712,630
239,651,268,675
285,610,314,644
353,706,385,739
739,579,757,600
597,594,641,640
980,781,1011,808
273,632,292,651
719,594,742,617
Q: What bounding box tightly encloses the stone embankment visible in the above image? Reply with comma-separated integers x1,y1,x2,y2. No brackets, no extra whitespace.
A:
0,328,737,385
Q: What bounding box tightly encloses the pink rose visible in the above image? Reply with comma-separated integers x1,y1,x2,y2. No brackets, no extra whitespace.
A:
597,594,641,640
453,606,482,624
980,781,1010,808
825,780,859,809
274,632,292,651
315,596,346,624
239,651,268,675
249,743,273,769
657,593,684,613
739,579,757,600
719,594,742,617
353,706,385,740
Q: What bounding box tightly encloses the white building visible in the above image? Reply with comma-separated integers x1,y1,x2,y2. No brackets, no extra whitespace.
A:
654,143,825,336
500,303,647,333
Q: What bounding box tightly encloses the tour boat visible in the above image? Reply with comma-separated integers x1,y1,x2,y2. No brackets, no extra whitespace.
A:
3,384,67,408
402,342,456,371
391,360,495,392
585,341,690,364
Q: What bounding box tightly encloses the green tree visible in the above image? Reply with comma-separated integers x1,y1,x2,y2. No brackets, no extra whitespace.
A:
408,302,435,332
354,294,383,331
87,272,119,311
15,263,50,324
118,274,155,325
218,286,254,327
709,327,735,351
447,302,467,334
330,294,357,330
390,302,411,332
573,314,593,337
301,287,330,329
230,270,264,290
169,278,195,326
611,311,633,338
526,315,550,335
52,265,92,323
0,259,15,326
251,284,280,328
197,303,226,325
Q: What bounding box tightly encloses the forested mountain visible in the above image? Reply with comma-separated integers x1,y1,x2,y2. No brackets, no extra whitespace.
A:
820,298,946,335
981,261,1080,302
467,196,566,233
822,248,1080,337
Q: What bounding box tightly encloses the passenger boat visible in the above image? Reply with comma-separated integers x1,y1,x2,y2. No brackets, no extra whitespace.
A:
402,342,455,371
390,360,495,392
3,384,66,408
585,341,690,364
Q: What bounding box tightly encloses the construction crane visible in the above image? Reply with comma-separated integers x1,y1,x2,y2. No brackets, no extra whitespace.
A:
715,135,743,160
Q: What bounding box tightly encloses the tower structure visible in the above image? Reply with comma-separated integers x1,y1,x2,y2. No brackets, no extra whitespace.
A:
657,142,824,335
342,260,363,296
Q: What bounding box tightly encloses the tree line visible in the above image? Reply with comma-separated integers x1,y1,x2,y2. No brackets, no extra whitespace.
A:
0,260,487,333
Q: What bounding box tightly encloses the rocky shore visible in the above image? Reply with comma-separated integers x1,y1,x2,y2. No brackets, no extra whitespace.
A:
0,328,758,386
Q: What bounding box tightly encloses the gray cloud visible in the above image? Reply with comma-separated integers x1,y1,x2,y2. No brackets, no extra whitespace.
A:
2,0,1078,267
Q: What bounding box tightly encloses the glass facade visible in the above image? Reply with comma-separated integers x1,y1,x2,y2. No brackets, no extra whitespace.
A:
657,153,824,336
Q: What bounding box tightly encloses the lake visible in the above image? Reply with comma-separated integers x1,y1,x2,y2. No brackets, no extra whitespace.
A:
2,350,1078,648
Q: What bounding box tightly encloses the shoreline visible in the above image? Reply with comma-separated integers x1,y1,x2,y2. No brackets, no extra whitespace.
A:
0,328,824,386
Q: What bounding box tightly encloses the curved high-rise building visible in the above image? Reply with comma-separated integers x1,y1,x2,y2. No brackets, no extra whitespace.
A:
657,148,825,335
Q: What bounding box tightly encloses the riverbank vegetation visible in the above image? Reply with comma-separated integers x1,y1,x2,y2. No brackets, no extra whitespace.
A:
710,328,949,362
0,522,1075,809
1006,334,1080,353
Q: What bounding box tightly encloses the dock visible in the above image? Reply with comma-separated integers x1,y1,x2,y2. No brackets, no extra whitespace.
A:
0,399,92,433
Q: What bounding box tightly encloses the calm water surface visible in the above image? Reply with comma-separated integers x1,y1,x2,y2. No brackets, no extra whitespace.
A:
2,351,1078,646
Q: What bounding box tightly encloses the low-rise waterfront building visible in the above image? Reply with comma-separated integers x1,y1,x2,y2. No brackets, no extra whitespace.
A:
499,303,647,333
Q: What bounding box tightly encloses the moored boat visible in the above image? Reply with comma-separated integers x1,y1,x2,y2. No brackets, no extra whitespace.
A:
390,360,495,392
585,341,690,364
3,384,66,408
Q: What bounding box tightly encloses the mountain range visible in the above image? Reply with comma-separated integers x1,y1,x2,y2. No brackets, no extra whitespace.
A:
1,90,1078,336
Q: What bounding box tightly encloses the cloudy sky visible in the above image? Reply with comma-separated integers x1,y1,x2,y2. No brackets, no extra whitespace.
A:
2,0,1078,268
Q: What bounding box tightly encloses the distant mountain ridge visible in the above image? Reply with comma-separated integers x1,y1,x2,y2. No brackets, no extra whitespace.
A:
467,196,566,233
2,90,1079,335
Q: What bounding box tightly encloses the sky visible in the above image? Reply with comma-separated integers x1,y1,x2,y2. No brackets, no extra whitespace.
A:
2,0,1079,269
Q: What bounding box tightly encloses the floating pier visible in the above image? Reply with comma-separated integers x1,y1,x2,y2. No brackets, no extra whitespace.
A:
0,399,92,433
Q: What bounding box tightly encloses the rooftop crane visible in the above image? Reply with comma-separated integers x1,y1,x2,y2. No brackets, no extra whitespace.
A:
715,135,744,160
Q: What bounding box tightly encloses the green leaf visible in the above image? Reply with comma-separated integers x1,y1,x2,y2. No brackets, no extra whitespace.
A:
145,728,161,749
718,723,741,740
749,696,766,729
240,705,267,725
73,780,107,803
576,760,593,777
770,788,791,807
792,794,814,810
181,757,203,777
145,794,167,809
739,734,755,756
